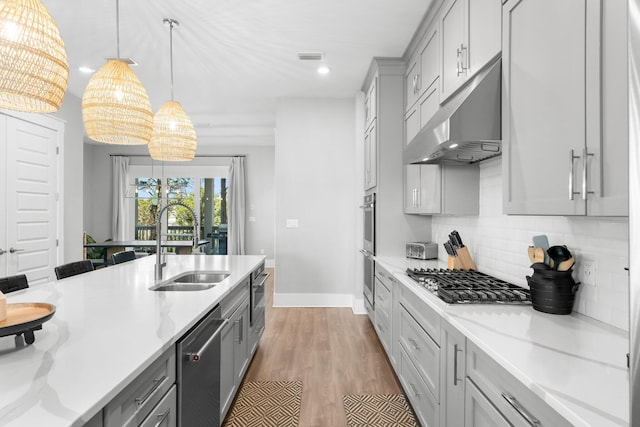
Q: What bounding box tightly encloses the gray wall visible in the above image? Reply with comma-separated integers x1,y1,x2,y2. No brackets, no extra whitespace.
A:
52,93,84,262
83,143,275,261
274,98,357,303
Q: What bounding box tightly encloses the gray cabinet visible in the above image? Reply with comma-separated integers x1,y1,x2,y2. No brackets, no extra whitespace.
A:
220,278,251,421
440,0,501,102
139,385,177,427
104,347,176,427
466,341,572,427
502,0,627,216
404,164,479,215
440,319,466,426
464,378,510,427
364,120,377,191
374,265,397,365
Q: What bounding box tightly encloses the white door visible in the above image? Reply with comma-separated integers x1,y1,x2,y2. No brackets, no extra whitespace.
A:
5,116,58,284
0,116,6,276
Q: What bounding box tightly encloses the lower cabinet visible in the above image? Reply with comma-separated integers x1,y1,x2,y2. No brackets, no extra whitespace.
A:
398,346,440,427
440,319,466,426
465,378,510,427
139,385,177,427
220,289,250,421
104,346,176,427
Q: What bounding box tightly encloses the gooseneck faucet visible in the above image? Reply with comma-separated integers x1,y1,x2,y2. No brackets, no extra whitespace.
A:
155,201,199,282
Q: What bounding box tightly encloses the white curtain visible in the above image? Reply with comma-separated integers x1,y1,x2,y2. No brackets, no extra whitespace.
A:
227,157,246,255
111,156,130,241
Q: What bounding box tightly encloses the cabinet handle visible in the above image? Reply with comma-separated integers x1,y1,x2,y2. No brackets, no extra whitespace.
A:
0,248,5,255
408,338,420,351
409,383,420,397
9,247,24,253
582,147,595,200
501,393,541,426
153,409,170,427
416,189,420,207
377,323,385,333
569,149,581,200
135,376,166,407
456,44,468,76
187,318,229,362
236,317,244,343
453,344,462,386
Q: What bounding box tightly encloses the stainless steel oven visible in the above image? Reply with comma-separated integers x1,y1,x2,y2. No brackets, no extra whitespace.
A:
362,193,375,255
361,249,375,311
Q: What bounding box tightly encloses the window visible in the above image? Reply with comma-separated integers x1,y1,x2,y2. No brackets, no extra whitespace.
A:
129,164,228,254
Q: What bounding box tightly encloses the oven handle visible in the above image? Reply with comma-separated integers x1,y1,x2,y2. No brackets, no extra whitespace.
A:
360,249,374,258
253,272,269,290
186,319,229,362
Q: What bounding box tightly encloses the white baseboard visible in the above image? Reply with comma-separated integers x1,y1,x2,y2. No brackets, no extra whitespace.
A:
273,292,353,308
351,297,366,315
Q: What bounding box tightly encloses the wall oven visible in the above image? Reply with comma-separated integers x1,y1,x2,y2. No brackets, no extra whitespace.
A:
361,193,376,311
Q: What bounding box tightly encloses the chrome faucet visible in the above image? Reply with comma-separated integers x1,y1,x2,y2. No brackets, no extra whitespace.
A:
155,201,199,282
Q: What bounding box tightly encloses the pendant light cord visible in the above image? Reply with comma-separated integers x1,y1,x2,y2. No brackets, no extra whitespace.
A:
115,0,120,59
164,18,179,102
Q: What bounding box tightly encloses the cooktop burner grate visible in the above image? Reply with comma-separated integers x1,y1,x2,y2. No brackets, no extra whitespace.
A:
406,268,532,305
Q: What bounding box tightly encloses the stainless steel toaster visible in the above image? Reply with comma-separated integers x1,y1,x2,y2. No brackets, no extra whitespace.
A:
406,242,438,260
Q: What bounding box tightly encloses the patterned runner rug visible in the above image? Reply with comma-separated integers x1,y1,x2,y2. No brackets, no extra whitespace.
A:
223,380,302,427
342,394,419,426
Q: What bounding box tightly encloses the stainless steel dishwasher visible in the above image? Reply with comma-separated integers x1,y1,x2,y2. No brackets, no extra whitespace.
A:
176,304,227,427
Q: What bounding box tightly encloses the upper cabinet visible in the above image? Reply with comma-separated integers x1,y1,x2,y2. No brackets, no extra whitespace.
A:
364,120,377,191
439,0,501,103
364,77,377,130
502,0,628,216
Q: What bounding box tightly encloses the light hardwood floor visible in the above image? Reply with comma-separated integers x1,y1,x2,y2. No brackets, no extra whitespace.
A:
239,268,402,427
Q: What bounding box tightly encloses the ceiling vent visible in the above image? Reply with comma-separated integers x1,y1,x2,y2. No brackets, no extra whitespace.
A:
297,52,324,61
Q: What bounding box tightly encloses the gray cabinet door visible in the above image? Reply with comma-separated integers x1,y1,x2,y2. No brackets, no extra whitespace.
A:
440,320,466,427
234,299,250,386
502,0,590,215
464,379,510,427
220,296,250,420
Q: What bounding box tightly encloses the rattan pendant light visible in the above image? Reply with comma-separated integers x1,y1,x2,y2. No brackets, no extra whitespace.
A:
81,0,152,145
0,0,69,112
148,18,196,161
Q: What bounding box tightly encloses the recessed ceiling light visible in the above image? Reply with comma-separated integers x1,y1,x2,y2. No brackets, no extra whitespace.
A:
317,65,331,75
422,157,430,162
449,143,459,149
78,66,95,74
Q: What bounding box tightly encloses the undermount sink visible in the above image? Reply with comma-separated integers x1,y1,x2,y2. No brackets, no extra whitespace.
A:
151,271,230,291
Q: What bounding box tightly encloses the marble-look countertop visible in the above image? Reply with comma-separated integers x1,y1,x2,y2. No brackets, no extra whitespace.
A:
375,256,629,427
0,254,264,427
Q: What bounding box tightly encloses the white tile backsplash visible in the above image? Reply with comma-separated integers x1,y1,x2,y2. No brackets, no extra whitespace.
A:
431,158,629,330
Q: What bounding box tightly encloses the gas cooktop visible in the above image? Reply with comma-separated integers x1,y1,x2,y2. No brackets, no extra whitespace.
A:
406,268,532,305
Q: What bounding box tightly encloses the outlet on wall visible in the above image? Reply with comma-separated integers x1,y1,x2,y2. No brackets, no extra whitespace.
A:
581,259,597,287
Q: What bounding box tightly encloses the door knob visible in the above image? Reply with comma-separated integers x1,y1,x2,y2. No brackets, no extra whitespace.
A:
9,247,24,253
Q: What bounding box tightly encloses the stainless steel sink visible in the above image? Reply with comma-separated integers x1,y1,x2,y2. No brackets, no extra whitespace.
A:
151,271,230,291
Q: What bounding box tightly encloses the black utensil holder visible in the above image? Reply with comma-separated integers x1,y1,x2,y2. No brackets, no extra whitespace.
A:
526,268,580,315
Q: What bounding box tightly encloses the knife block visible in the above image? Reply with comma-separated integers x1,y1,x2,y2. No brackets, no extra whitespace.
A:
448,247,477,271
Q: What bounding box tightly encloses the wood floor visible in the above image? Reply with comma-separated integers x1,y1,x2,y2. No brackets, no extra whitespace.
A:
240,269,402,427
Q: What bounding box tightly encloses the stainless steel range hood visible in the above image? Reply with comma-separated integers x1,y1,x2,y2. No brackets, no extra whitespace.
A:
404,57,502,165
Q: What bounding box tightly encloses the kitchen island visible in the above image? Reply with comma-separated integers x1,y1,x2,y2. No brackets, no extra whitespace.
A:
0,254,264,427
375,256,629,427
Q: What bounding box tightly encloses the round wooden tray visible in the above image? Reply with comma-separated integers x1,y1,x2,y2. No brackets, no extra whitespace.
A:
0,303,56,338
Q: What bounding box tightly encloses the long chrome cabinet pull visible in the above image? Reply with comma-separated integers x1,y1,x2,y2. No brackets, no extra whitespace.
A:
408,338,420,351
9,247,24,253
187,319,229,362
582,147,595,200
501,393,541,426
409,383,420,397
453,344,462,386
153,409,170,427
569,149,581,200
135,376,166,407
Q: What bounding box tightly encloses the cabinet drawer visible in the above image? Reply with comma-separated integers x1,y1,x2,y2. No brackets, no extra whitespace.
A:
375,265,394,288
375,277,392,315
221,277,250,318
399,285,440,345
398,346,440,427
465,378,510,427
466,341,572,427
139,385,177,427
398,304,439,400
104,346,176,427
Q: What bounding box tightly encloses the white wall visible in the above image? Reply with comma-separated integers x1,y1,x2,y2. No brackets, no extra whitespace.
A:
432,157,629,331
274,98,357,306
83,143,275,262
52,93,84,262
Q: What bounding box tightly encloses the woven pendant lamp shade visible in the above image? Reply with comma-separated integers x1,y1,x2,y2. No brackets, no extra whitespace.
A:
82,59,153,145
0,0,69,112
149,101,197,161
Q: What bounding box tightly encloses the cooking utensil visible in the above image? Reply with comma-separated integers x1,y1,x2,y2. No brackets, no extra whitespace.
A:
451,230,464,248
556,256,575,272
444,241,456,256
532,235,550,264
547,245,572,270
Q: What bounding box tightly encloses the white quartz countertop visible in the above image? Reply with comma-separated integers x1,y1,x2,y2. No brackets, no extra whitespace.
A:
375,256,630,427
0,254,264,427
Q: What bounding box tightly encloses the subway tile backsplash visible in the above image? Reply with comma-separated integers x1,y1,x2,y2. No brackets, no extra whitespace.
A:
431,158,629,331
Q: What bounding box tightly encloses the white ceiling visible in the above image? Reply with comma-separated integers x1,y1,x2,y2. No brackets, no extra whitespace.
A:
43,0,433,144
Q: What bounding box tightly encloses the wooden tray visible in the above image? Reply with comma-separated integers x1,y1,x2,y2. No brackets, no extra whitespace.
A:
0,303,56,342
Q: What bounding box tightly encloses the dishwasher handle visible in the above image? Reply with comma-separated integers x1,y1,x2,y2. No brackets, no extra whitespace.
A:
186,319,229,362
